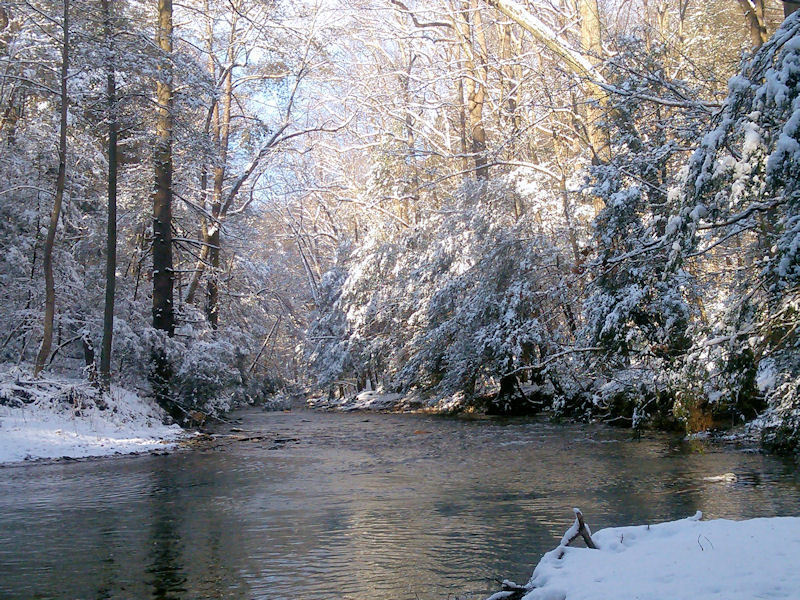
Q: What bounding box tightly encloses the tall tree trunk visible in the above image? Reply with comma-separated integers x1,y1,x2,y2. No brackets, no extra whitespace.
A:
470,0,488,181
153,0,174,337
579,0,610,164
205,23,236,330
457,0,489,181
33,0,69,377
153,0,175,335
185,4,215,305
737,0,768,49
152,0,179,418
99,0,117,387
400,51,419,224
206,224,220,328
456,45,470,174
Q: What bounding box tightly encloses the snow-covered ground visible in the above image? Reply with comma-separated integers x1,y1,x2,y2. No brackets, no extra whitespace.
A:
498,511,800,600
307,389,470,412
308,390,408,411
0,370,185,465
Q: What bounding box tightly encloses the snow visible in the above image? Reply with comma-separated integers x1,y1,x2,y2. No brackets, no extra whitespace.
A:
0,372,186,465
308,390,404,411
516,513,800,600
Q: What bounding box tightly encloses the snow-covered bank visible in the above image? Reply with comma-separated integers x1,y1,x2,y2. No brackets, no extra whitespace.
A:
500,512,800,600
307,389,479,413
308,390,418,411
0,371,185,465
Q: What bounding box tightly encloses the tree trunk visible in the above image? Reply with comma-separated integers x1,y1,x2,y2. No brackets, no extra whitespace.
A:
153,0,174,337
400,52,419,225
456,46,470,174
579,0,610,164
33,0,69,377
152,0,179,419
99,0,117,388
737,0,768,49
205,28,235,330
457,0,489,182
206,224,220,328
184,223,209,304
185,4,216,305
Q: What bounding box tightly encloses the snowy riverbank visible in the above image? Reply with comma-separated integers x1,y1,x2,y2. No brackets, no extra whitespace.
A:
494,511,800,600
0,369,185,465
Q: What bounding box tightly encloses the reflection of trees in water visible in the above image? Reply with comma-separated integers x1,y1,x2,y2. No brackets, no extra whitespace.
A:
144,455,252,600
94,525,120,600
197,518,239,599
146,468,187,600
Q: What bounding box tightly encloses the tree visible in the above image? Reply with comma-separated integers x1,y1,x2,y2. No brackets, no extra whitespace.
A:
33,0,69,377
99,0,118,387
182,0,338,331
737,0,768,49
668,10,800,448
151,0,178,417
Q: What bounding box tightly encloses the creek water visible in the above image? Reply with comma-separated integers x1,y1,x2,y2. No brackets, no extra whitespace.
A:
1,408,798,600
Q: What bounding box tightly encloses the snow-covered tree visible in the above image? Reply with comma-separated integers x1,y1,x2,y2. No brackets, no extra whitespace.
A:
669,11,800,449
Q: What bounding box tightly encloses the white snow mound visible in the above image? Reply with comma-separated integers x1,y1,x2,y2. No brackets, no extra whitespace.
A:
524,513,800,600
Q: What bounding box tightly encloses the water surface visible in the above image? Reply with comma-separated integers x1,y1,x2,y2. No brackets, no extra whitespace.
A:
1,409,798,599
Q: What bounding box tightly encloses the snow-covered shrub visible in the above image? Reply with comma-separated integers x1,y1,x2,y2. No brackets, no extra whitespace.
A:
577,34,710,425
171,339,241,416
110,321,243,418
757,375,800,453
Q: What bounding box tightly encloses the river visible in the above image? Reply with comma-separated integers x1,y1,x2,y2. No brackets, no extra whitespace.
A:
1,408,798,600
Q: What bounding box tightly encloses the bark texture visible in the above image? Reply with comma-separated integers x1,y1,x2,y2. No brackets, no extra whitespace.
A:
153,0,175,337
151,0,180,420
100,0,117,386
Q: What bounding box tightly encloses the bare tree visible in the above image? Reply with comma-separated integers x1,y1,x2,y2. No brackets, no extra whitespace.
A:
33,0,69,377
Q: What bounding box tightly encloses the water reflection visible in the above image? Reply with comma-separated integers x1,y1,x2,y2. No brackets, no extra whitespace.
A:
0,410,798,600
147,467,187,600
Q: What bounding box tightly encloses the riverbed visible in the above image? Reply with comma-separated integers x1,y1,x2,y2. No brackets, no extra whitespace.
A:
1,408,798,599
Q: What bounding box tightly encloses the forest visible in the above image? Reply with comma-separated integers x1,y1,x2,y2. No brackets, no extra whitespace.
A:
1,0,799,453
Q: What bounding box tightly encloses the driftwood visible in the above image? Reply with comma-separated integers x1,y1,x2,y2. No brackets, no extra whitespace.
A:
486,579,529,600
560,508,597,551
485,508,598,600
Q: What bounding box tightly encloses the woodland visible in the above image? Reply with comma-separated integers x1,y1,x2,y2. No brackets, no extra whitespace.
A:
1,0,799,452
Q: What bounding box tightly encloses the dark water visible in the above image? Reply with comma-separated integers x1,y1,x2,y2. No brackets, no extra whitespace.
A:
1,409,798,600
